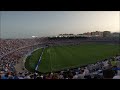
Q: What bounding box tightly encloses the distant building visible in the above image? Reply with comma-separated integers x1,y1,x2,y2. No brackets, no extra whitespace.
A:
90,31,103,37
83,32,91,37
58,33,75,37
76,34,85,37
103,31,111,37
112,32,120,37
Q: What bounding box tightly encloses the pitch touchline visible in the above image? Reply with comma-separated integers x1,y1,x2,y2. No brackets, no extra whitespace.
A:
23,48,42,71
35,47,46,71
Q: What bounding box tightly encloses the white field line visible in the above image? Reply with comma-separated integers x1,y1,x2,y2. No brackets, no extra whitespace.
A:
35,47,46,71
23,47,43,71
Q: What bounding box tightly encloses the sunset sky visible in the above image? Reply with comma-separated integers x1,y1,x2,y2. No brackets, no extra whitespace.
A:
1,11,119,39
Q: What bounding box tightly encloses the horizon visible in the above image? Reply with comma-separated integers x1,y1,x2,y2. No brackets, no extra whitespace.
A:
1,31,120,39
1,11,119,39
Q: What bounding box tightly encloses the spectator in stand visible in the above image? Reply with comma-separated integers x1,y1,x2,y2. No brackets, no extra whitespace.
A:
30,75,34,79
72,72,78,79
77,69,85,79
68,72,73,79
116,60,120,69
111,58,117,67
83,67,91,79
59,73,64,79
52,73,59,79
113,70,120,79
103,69,115,79
18,72,24,79
24,73,31,79
0,38,120,79
13,72,19,79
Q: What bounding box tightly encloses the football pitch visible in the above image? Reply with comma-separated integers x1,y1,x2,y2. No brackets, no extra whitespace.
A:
25,43,120,73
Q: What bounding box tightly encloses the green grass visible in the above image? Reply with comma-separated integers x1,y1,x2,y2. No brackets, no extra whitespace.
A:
25,48,43,72
25,43,120,73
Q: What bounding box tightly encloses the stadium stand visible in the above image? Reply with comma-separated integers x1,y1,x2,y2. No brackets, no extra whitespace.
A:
0,37,120,79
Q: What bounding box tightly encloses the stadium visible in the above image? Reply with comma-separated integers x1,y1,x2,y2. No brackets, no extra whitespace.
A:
1,11,120,79
1,36,120,79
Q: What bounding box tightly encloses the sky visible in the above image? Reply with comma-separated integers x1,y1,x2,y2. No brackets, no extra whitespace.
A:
0,11,120,39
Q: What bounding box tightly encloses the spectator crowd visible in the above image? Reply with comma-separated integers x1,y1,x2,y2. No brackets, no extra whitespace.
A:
0,37,120,79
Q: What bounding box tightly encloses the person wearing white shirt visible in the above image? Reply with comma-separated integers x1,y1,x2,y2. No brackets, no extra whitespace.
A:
103,61,109,69
77,73,85,79
24,74,31,79
18,76,24,79
59,74,64,79
83,67,90,76
113,75,120,79
73,72,78,79
73,75,78,79
117,61,120,68
113,71,120,79
4,67,8,72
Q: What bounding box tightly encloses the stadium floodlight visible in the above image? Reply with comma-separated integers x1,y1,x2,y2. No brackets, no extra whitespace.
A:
32,36,37,38
32,36,36,38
